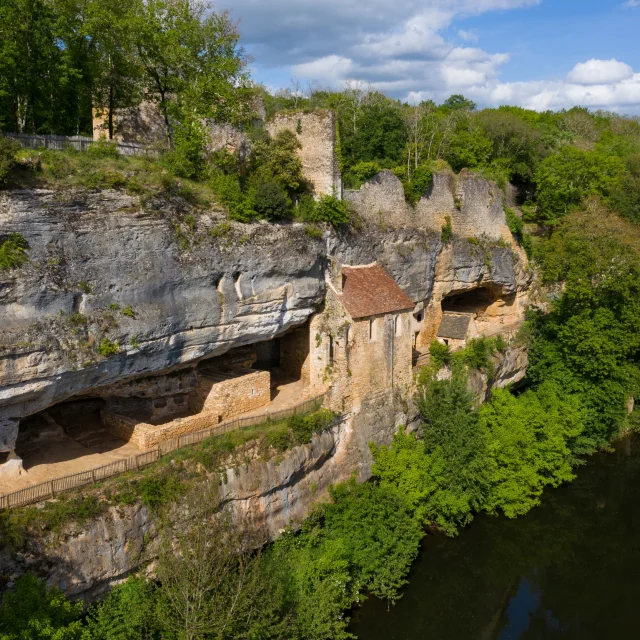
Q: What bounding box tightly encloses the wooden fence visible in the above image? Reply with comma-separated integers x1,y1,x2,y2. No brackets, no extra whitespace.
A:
4,133,161,159
0,394,326,511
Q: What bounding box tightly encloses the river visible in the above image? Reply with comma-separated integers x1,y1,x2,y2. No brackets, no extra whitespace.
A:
350,435,640,639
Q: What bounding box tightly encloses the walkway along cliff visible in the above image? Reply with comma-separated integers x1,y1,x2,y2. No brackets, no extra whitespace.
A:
0,111,532,598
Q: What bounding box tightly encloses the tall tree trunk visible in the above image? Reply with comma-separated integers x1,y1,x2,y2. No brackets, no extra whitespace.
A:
108,84,114,140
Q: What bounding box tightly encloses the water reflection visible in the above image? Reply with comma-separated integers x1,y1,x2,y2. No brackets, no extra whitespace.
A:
350,436,640,639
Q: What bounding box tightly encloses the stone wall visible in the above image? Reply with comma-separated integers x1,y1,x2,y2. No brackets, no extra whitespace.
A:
188,369,270,420
92,102,168,146
308,289,413,413
279,326,311,386
101,411,153,449
345,169,512,242
266,111,341,197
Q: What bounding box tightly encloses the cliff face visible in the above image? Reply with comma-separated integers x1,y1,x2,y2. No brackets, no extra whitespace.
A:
0,190,325,449
1,392,409,601
0,186,528,456
0,176,532,599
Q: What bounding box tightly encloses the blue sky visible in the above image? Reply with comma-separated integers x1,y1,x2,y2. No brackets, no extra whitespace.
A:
217,0,640,113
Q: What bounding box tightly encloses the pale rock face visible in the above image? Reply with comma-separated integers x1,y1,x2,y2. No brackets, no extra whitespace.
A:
0,392,405,601
0,178,532,599
0,187,529,455
0,190,325,449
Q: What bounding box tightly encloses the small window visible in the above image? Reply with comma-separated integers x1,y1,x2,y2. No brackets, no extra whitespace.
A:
369,319,377,342
415,311,424,323
251,388,255,396
329,336,335,366
395,315,402,336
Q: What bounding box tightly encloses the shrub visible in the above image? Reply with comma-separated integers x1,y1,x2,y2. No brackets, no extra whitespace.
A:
211,173,254,222
0,574,83,637
441,215,453,244
97,338,119,357
0,137,20,186
304,224,323,239
121,305,135,318
429,340,452,369
347,160,380,187
265,425,292,452
505,206,524,237
69,313,88,326
137,474,184,511
252,180,291,220
314,194,350,227
454,337,497,373
403,164,433,206
297,194,317,221
162,120,206,179
87,138,120,159
0,232,28,271
84,577,161,638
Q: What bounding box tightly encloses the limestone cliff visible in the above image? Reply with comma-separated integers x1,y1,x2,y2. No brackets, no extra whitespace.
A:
0,175,532,599
1,185,528,457
0,392,409,601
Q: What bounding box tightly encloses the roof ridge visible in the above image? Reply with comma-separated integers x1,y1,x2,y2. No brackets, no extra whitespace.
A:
342,262,378,270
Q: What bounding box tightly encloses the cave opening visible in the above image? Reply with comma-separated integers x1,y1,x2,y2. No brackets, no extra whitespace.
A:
441,287,496,316
1,323,313,495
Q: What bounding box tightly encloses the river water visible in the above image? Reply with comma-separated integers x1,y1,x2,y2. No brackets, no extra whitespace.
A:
350,435,640,639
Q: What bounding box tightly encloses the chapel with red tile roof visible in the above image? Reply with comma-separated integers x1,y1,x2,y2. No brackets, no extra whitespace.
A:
307,262,416,413
337,264,415,320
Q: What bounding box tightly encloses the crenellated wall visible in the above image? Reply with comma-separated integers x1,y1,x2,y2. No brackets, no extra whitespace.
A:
344,169,513,242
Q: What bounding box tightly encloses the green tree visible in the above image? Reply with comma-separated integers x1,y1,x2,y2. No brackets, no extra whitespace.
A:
132,0,250,146
156,482,277,640
445,122,492,172
532,203,640,449
535,147,624,225
479,383,583,517
88,0,141,140
83,578,161,639
252,180,291,220
441,94,476,112
319,480,422,605
0,574,83,639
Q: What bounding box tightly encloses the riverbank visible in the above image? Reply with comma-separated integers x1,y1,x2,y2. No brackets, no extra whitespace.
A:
351,434,640,639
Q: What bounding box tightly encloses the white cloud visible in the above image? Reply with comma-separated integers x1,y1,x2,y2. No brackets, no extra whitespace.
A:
458,29,478,43
567,59,633,85
219,0,640,113
293,55,355,82
623,0,640,7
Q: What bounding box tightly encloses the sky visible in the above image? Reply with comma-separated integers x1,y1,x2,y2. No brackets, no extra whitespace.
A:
217,0,640,113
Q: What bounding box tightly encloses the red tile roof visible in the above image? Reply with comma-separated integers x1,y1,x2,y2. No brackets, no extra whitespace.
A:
337,264,414,319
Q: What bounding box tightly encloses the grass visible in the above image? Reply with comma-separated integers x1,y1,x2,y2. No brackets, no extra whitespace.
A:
11,147,218,208
0,233,29,271
0,494,103,551
0,408,337,548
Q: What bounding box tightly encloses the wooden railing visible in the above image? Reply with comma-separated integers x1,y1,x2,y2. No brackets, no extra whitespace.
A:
4,133,161,159
0,394,326,511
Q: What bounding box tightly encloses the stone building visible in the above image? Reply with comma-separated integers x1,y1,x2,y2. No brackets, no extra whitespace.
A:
266,110,342,198
436,312,475,351
309,263,415,412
